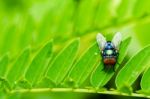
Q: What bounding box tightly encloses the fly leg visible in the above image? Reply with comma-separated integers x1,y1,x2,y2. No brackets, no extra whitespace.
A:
102,64,106,71
113,61,120,72
116,61,120,65
113,66,116,72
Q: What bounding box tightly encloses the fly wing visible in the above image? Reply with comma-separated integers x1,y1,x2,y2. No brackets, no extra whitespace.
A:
96,33,106,50
112,32,122,49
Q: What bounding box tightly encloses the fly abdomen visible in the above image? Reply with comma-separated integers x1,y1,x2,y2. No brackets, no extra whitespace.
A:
103,57,116,66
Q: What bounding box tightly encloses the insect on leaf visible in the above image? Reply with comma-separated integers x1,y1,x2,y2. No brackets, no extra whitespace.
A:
90,37,131,88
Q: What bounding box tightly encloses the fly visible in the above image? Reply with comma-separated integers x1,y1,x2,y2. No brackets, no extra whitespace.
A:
96,32,122,71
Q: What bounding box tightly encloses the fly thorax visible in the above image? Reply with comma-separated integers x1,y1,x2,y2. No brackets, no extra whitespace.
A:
106,50,113,55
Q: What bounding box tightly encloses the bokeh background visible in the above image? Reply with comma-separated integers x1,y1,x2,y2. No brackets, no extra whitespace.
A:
0,0,150,98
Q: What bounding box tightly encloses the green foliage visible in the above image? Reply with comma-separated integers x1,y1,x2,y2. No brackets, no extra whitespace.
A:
0,54,9,78
64,43,100,87
116,45,150,93
25,41,53,87
0,37,149,98
46,39,79,85
141,67,150,94
0,0,150,98
7,48,30,88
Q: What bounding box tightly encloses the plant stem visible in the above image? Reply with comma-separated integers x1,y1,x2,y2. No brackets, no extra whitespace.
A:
10,88,150,98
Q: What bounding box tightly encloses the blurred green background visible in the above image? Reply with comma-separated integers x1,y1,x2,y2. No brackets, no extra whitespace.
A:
0,0,150,98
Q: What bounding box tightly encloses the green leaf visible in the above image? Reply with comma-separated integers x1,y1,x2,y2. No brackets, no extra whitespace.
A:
1,0,150,98
6,48,30,87
46,39,80,85
0,54,9,79
74,0,99,33
115,45,150,90
90,37,131,88
94,0,112,28
19,16,35,49
133,0,150,17
64,42,100,87
1,26,16,54
117,0,136,20
0,91,6,99
25,40,53,86
141,67,150,92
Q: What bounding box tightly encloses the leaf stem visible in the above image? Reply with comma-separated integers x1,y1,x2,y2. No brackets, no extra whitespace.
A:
10,88,150,98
